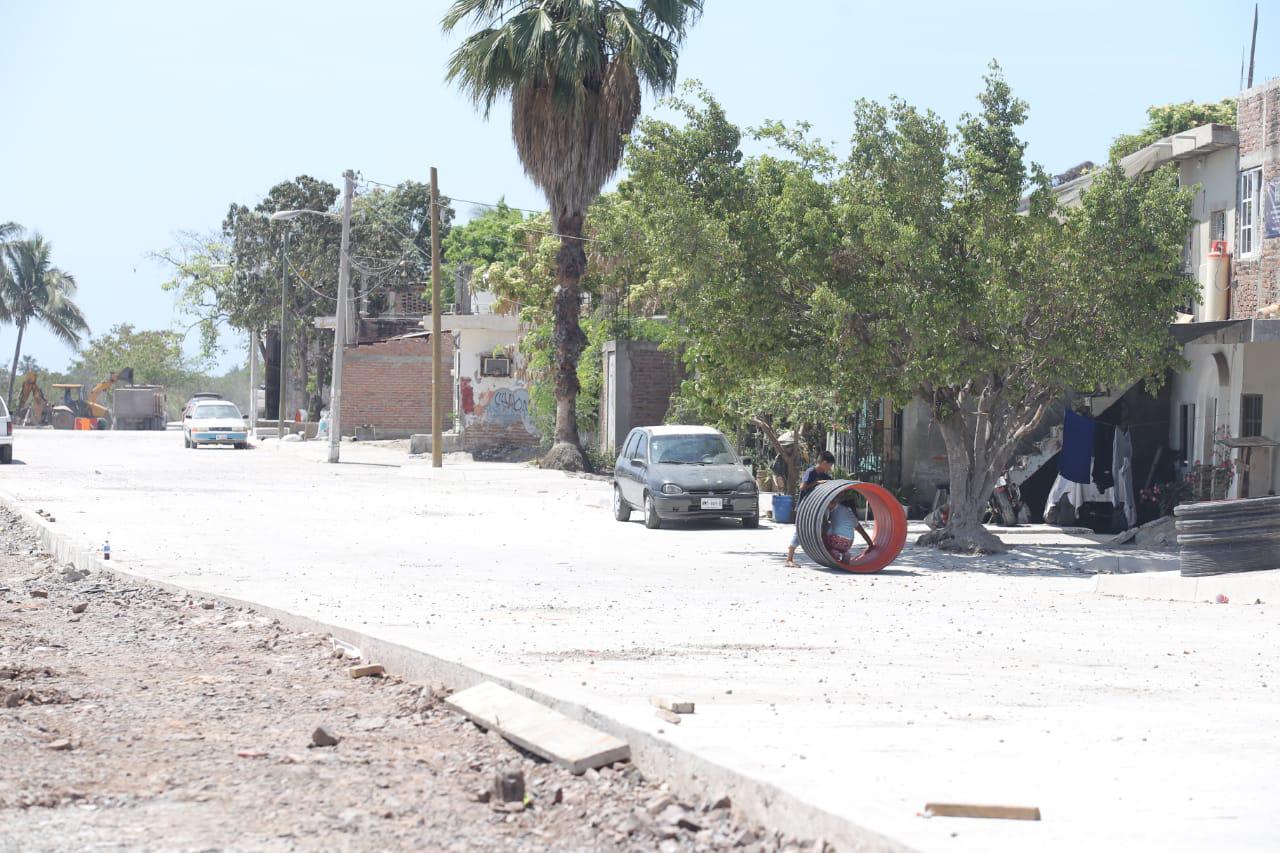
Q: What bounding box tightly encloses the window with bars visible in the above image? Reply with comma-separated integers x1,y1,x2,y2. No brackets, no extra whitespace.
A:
1240,168,1261,256
1242,394,1264,438
1211,210,1227,241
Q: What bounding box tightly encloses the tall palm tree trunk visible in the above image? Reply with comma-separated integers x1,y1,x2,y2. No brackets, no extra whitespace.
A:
7,324,25,407
543,210,590,471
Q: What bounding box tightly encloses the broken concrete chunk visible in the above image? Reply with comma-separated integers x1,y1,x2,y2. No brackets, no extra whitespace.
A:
349,664,386,679
645,793,676,815
45,738,73,751
650,695,695,714
310,726,340,748
655,708,683,725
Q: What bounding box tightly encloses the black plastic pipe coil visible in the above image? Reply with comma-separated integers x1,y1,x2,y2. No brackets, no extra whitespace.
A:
1174,495,1280,577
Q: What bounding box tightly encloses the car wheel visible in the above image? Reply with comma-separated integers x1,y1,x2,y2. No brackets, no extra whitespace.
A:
613,485,631,522
0,446,12,464
234,442,247,450
742,515,759,529
644,493,662,529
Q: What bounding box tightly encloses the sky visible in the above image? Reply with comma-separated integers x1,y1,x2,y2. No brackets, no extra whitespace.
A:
1,0,1274,374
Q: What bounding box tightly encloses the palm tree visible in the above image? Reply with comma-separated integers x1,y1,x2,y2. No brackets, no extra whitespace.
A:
1,235,90,405
443,0,701,470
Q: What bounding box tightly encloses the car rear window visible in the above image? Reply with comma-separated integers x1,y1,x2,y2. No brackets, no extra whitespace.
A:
194,404,241,419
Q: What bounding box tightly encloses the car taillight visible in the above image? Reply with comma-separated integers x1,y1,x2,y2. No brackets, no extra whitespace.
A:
4,421,10,436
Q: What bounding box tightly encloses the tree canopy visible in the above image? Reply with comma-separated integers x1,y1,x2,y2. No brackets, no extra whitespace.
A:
613,69,1195,551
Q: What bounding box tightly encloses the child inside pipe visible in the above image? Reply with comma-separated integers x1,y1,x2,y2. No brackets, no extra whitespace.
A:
823,500,859,563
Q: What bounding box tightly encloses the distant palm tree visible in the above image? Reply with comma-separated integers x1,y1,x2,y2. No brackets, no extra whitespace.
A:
1,235,89,404
443,0,701,470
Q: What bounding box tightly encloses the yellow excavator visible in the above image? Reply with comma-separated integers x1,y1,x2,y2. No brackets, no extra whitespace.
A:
15,371,52,426
51,368,134,430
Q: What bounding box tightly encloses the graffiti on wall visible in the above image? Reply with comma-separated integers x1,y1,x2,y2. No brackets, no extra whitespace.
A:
465,382,537,437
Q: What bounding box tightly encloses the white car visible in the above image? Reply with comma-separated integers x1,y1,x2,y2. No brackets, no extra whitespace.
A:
0,397,12,463
183,400,249,449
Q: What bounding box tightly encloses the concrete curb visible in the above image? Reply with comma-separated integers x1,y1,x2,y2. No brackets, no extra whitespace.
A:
0,491,910,853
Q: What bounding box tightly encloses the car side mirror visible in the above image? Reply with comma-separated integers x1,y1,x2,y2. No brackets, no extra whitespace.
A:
243,415,249,421
630,458,645,468
741,456,753,467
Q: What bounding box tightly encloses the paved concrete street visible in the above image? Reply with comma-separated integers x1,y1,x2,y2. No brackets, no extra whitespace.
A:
2,429,1276,852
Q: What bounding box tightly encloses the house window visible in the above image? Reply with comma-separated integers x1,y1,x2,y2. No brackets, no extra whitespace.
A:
1179,403,1197,463
1211,210,1227,241
480,355,511,377
1242,394,1264,438
1240,168,1261,256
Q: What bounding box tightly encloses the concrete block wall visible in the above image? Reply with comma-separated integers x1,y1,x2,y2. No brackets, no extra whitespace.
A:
599,339,683,454
1234,80,1280,319
341,336,454,436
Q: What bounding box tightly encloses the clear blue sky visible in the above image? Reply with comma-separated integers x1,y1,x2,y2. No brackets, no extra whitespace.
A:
1,0,1273,373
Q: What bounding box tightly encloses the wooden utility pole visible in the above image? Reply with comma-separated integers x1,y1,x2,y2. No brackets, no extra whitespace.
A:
430,166,443,469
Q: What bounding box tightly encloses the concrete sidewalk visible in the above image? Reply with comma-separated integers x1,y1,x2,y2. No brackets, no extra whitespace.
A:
2,430,1276,852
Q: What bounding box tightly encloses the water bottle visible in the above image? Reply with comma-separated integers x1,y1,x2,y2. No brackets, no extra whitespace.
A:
102,540,111,561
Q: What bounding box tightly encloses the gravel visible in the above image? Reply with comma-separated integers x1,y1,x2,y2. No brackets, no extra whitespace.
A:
0,506,820,852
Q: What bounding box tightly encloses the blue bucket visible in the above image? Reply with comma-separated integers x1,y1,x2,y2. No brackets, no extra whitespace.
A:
771,494,795,524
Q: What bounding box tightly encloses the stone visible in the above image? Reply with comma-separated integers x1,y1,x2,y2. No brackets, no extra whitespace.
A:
645,793,676,815
71,602,88,614
650,695,695,714
46,738,73,751
30,590,48,599
348,664,386,679
655,708,682,725
310,727,340,748
708,794,732,811
493,765,526,803
201,601,215,610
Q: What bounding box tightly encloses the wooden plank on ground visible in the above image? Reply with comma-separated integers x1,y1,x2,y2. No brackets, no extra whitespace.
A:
924,803,1041,821
446,681,629,774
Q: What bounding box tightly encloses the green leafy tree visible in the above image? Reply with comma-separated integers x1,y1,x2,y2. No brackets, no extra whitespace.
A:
617,70,1195,552
1110,99,1237,160
443,0,702,471
351,181,454,314
443,201,528,274
1,235,90,405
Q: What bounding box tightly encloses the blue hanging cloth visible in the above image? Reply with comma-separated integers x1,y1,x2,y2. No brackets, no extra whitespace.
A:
1059,411,1095,485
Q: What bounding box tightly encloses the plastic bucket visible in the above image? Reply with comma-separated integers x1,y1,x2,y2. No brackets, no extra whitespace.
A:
771,494,795,524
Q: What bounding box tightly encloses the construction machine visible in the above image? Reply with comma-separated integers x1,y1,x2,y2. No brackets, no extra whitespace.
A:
15,371,52,426
51,368,134,430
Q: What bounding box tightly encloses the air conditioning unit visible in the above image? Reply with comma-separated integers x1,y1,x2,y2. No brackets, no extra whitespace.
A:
480,356,512,378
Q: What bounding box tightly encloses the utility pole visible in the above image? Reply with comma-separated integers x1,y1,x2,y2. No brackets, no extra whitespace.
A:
328,169,355,463
1247,3,1258,89
279,229,290,439
248,328,257,435
430,166,443,469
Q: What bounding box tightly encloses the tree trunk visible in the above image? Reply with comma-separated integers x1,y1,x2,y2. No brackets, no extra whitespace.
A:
541,211,589,472
7,324,25,408
916,410,1008,554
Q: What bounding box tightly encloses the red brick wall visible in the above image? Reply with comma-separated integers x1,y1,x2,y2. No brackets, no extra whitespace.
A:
628,343,683,428
1234,83,1280,318
341,336,454,435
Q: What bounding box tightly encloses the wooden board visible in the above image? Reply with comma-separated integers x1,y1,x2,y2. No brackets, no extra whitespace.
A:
924,803,1041,821
445,682,630,774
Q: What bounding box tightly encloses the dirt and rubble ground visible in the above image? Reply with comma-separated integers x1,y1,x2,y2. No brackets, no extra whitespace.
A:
0,507,816,853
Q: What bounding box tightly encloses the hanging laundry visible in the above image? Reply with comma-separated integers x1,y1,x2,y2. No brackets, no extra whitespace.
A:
1059,410,1095,485
1092,422,1116,491
1113,428,1136,528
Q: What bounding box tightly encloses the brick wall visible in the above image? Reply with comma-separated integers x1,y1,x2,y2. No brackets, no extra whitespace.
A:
1234,81,1280,318
628,343,683,428
341,336,454,436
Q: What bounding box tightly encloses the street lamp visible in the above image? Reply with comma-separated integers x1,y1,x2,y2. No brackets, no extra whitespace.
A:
268,208,340,441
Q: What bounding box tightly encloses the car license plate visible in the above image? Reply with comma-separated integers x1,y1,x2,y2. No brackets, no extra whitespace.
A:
700,497,723,510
